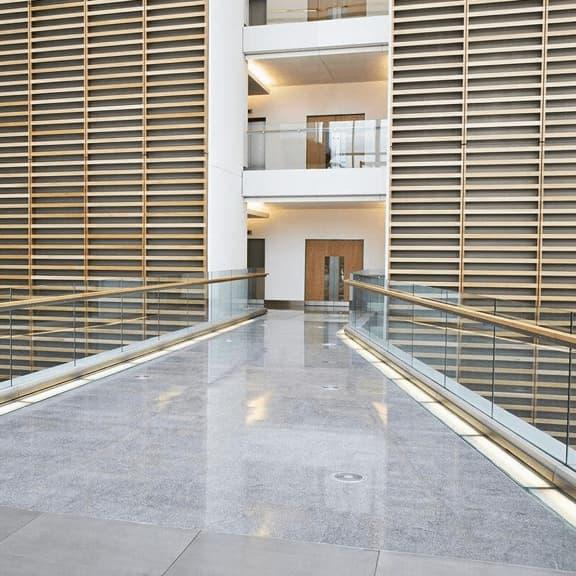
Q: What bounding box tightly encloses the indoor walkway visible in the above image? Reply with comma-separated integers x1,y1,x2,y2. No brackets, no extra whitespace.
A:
0,311,575,573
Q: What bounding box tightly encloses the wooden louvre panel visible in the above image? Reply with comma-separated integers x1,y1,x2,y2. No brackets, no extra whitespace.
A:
539,0,576,443
87,0,145,288
389,0,576,442
542,0,576,326
0,1,30,299
144,0,207,335
390,0,465,290
23,1,86,372
388,0,466,424
0,1,31,379
460,0,545,436
0,0,207,380
464,0,543,305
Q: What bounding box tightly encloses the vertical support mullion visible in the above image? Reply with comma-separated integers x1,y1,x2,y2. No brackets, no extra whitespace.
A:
203,0,209,279
535,0,549,326
455,0,469,385
27,2,34,373
120,287,125,351
490,301,497,418
73,289,77,366
9,288,13,387
565,312,574,465
384,0,393,280
532,0,549,427
458,0,469,296
83,0,90,356
142,0,148,340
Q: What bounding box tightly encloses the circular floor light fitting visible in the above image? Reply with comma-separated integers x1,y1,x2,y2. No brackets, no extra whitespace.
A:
333,472,364,483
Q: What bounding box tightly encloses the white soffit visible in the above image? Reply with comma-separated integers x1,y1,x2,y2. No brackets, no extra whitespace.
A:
248,50,388,87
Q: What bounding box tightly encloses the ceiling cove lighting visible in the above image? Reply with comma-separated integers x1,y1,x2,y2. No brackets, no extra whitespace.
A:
248,60,275,91
247,201,267,213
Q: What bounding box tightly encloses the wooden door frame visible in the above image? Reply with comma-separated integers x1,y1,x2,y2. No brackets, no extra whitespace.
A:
304,239,365,302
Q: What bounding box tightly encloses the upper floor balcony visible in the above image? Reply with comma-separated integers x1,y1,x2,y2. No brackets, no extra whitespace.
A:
247,118,386,170
245,0,389,56
243,118,387,202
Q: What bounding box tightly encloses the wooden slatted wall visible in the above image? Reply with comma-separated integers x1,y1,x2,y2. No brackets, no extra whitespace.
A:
389,0,465,290
461,0,544,432
538,0,576,442
542,1,576,321
389,0,576,441
0,0,207,380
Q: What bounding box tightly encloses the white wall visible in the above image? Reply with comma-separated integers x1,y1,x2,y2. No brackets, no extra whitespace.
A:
248,81,387,169
244,167,387,201
208,0,248,272
249,205,385,301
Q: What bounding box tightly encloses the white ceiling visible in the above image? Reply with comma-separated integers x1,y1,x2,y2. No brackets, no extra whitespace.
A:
249,50,388,88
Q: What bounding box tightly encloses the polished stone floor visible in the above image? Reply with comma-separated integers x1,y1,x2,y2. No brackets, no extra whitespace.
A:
0,311,575,572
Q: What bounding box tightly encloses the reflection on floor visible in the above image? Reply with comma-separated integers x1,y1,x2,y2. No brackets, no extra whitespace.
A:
0,311,574,572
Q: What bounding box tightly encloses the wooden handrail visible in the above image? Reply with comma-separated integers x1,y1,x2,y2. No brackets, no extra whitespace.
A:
0,272,267,313
346,279,576,348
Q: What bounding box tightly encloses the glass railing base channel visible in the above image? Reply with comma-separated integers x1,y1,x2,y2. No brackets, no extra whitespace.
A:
0,308,266,407
344,324,576,501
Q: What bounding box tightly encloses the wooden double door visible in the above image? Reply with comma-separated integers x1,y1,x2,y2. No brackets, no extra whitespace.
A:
305,240,364,302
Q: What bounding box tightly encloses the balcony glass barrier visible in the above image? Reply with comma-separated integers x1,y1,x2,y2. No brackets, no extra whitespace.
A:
387,279,576,334
249,0,389,26
246,119,387,171
0,270,266,393
348,272,576,471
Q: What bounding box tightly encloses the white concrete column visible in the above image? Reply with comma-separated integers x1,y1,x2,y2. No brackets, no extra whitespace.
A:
208,0,248,273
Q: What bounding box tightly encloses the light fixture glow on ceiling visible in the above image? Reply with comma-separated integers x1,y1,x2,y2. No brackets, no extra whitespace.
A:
248,60,275,90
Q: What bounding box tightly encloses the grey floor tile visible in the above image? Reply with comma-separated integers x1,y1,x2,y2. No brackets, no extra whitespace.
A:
0,513,197,576
165,532,378,576
376,550,576,576
0,552,64,576
0,507,39,544
0,311,574,571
